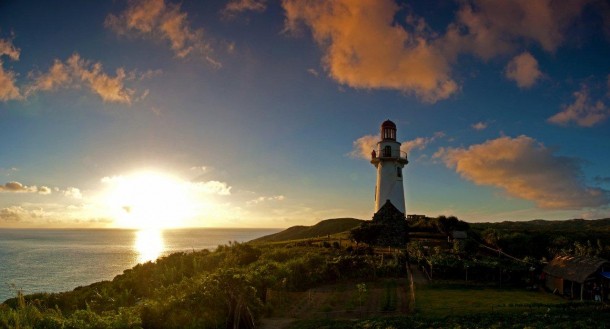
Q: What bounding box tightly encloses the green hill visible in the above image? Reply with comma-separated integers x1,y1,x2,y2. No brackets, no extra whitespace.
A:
251,217,364,242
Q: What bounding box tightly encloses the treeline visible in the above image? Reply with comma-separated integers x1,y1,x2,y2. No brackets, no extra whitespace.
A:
470,218,610,260
0,241,406,329
404,216,610,283
404,216,610,261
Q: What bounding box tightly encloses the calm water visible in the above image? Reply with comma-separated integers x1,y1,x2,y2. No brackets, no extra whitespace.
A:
0,228,280,302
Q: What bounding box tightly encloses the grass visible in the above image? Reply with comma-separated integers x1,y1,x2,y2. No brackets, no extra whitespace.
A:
414,282,565,317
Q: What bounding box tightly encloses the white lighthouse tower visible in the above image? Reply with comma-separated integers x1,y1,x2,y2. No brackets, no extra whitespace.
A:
371,120,408,214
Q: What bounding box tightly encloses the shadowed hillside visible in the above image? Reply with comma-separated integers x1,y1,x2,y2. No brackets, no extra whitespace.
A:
470,218,610,233
251,218,364,243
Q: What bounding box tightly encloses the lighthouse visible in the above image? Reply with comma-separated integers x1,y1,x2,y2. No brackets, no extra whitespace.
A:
371,120,408,214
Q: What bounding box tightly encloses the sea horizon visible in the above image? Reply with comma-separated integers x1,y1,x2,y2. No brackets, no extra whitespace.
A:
0,227,281,302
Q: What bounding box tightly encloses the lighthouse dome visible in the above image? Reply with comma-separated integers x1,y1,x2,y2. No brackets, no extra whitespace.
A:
381,120,396,129
380,119,397,140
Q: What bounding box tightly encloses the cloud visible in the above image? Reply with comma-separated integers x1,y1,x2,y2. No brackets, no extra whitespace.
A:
190,166,208,173
280,0,592,104
27,54,136,104
401,137,432,153
192,180,232,195
0,38,22,101
0,181,28,192
106,0,218,66
0,64,21,101
505,52,542,88
27,59,70,92
0,206,27,222
434,135,609,209
0,38,20,61
471,121,488,131
350,134,378,159
247,195,285,205
307,68,319,77
282,0,458,103
223,0,267,16
0,181,52,194
548,85,609,127
400,132,445,154
62,187,83,199
443,0,588,60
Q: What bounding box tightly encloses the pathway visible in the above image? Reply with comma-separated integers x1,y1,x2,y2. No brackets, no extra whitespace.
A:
409,264,429,285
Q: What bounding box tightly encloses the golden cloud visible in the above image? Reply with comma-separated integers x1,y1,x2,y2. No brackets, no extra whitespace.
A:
505,52,542,88
0,63,21,101
27,54,135,104
435,135,609,209
401,137,433,154
350,134,378,159
223,0,267,16
0,181,52,194
282,0,458,103
28,59,71,91
106,0,217,65
443,0,588,60
548,85,609,127
0,38,20,61
0,38,21,101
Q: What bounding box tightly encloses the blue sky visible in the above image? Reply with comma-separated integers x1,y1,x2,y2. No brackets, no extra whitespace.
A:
0,0,609,228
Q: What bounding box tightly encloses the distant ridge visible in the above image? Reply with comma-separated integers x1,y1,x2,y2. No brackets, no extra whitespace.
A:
470,217,610,232
251,218,364,243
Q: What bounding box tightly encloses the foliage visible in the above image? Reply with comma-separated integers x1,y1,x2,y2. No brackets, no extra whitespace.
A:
471,218,610,259
1,241,407,328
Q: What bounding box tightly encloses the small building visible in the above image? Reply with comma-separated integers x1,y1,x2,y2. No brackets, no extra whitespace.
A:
407,214,427,220
451,231,467,240
543,255,610,300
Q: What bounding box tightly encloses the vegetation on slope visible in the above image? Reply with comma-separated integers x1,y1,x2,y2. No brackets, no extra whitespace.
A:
469,218,610,260
3,216,610,328
0,241,404,329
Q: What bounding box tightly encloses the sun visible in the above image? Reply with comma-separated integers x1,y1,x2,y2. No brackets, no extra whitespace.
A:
103,171,199,229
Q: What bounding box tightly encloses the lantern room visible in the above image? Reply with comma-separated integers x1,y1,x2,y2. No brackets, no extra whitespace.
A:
381,120,397,140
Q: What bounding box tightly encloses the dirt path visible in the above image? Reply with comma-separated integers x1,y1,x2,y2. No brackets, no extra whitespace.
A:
409,264,429,285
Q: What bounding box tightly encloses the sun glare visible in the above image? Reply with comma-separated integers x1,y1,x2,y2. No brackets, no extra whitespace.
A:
103,171,199,229
135,229,164,263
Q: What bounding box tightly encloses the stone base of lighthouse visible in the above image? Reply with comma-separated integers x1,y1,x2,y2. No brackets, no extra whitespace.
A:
370,200,408,247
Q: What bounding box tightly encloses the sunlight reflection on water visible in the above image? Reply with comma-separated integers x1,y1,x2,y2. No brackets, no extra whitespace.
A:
134,229,164,263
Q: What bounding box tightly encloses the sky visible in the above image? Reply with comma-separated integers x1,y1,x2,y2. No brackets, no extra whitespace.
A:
0,0,609,228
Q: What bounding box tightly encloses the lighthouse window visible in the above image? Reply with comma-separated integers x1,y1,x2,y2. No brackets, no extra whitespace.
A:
383,146,391,157
397,167,402,177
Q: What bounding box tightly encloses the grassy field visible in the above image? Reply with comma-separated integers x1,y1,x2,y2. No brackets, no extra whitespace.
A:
414,282,565,317
265,278,410,320
281,282,596,329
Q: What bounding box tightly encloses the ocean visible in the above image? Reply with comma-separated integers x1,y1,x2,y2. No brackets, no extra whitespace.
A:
0,228,280,302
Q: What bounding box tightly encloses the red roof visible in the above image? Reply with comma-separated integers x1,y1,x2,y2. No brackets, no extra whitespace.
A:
381,120,396,129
